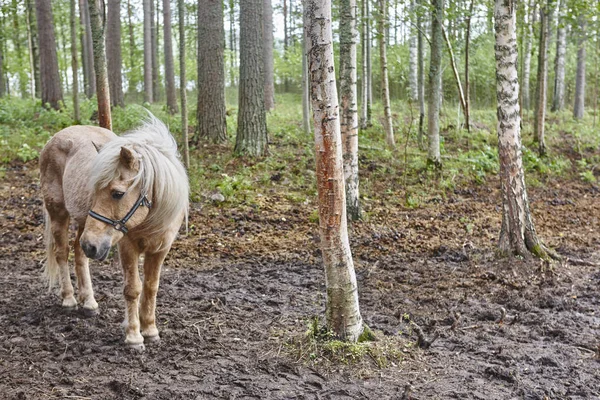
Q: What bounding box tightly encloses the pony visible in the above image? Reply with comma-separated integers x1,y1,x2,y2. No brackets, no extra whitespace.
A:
39,116,189,350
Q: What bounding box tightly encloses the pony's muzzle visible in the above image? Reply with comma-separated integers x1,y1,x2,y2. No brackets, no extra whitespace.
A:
81,239,110,261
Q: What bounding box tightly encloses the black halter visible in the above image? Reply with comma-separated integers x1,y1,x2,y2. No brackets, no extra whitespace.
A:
88,192,152,234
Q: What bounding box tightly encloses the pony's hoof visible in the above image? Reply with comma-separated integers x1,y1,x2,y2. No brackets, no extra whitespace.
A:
61,296,78,310
126,342,145,352
82,307,99,318
143,334,160,344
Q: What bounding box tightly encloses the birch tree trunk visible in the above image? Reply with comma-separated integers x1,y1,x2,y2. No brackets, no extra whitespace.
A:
340,0,360,220
11,0,27,98
163,0,178,114
178,0,189,168
235,0,268,156
522,0,534,111
427,0,443,168
26,0,41,98
35,0,63,110
197,0,227,143
366,0,372,127
377,0,395,148
70,0,80,122
302,35,311,134
88,0,112,130
408,0,418,102
359,0,368,129
79,0,96,98
107,0,124,107
573,17,586,119
551,0,566,112
263,0,275,111
143,0,153,102
534,1,549,156
305,0,365,341
417,0,425,148
494,0,552,260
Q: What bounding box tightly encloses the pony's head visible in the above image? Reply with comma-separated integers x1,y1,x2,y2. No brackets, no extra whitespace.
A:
80,116,189,260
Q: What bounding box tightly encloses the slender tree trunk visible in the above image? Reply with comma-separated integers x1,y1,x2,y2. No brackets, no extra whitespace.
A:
178,0,189,168
464,0,474,132
366,0,372,127
408,0,418,102
11,0,27,98
228,0,236,87
235,0,268,156
35,0,63,109
551,0,566,112
197,0,227,143
340,0,360,220
143,0,153,102
80,0,95,97
534,1,549,155
283,0,289,92
377,0,394,147
263,0,275,110
441,25,467,124
573,17,586,119
305,0,365,342
494,0,552,260
107,0,124,107
427,0,443,168
359,0,368,129
58,7,70,93
127,0,136,93
70,0,80,122
163,0,178,113
26,0,41,98
302,32,311,134
417,0,425,148
89,0,112,130
151,0,160,102
0,13,5,97
522,0,534,112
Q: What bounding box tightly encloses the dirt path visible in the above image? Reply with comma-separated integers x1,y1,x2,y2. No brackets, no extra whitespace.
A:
1,163,599,399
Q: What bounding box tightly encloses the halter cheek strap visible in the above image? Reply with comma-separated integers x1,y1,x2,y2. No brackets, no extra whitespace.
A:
88,192,152,234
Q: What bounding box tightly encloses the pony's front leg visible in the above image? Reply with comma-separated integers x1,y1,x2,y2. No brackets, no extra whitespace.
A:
50,212,77,309
118,240,144,349
74,227,98,316
139,249,169,342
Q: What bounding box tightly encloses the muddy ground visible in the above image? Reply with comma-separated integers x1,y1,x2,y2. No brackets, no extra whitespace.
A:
1,161,599,400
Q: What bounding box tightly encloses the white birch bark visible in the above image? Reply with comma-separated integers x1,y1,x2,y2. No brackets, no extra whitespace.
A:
377,0,395,148
360,0,368,129
551,0,566,112
305,0,364,342
522,0,534,111
408,0,418,102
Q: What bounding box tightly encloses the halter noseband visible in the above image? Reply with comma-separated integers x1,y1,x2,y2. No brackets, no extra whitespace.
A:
88,192,152,234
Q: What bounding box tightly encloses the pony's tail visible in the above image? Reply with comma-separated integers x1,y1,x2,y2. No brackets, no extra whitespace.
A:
42,206,59,290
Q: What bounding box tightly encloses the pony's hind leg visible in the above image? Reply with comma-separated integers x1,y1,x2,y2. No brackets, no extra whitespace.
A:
44,206,77,309
74,226,99,316
139,249,169,342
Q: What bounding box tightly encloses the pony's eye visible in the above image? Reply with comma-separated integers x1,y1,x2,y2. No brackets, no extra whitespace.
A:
112,191,125,200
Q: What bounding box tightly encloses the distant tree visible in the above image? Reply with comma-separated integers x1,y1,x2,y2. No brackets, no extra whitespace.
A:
408,0,418,102
534,0,550,155
151,0,160,101
143,0,153,102
79,0,95,98
359,0,369,129
197,0,227,143
107,0,124,107
416,0,425,147
0,11,5,98
70,0,80,122
339,0,360,219
178,0,189,167
305,0,365,342
427,0,443,168
573,16,586,119
11,0,27,97
263,0,275,111
163,0,178,114
551,0,566,112
127,0,136,93
522,0,534,111
302,6,310,134
235,0,268,156
377,0,395,147
88,0,112,130
494,0,553,260
35,0,63,109
26,0,41,98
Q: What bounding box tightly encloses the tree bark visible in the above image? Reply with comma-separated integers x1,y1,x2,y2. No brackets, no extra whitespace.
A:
305,0,365,342
107,0,124,107
441,25,467,125
151,0,160,102
521,1,534,112
70,0,80,122
302,31,311,134
533,1,549,156
366,0,372,127
427,0,443,168
359,0,368,129
79,0,96,98
551,0,566,112
228,0,236,87
408,0,418,102
0,12,5,97
235,0,268,156
197,0,227,143
340,0,360,220
377,0,395,148
11,0,27,98
573,17,586,119
416,0,425,148
26,0,41,98
35,0,63,110
494,0,552,260
88,0,112,130
464,0,474,132
263,0,275,111
127,0,136,93
163,0,178,114
178,0,189,168
143,0,153,102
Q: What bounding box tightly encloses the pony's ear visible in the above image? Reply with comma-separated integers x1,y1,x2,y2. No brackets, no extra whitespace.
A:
119,146,140,171
92,141,102,153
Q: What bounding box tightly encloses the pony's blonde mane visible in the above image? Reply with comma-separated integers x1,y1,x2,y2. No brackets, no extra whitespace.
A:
89,115,189,236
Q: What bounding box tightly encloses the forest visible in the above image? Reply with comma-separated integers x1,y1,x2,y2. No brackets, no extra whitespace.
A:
0,0,599,398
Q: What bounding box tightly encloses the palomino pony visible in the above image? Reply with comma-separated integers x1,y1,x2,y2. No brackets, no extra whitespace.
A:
40,116,188,349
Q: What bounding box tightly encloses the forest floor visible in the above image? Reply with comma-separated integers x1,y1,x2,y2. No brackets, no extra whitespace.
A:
1,100,600,399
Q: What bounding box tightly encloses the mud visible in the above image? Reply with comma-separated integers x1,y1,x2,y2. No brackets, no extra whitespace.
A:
1,162,599,399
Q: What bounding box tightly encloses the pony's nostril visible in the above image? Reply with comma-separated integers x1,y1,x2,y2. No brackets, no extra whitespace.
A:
81,242,97,258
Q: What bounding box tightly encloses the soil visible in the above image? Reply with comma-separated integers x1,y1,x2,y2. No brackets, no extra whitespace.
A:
1,161,599,400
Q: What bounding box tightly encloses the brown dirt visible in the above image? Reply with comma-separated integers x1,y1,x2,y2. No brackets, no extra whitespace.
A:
1,161,599,399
